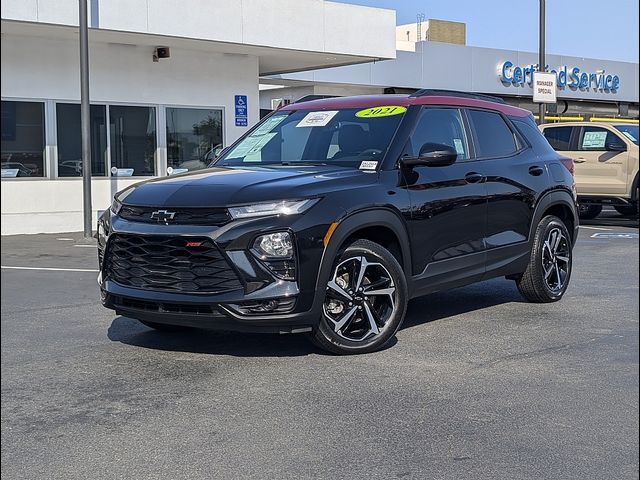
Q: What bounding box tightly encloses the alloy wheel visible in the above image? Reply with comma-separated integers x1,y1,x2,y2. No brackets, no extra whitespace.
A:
323,256,397,342
541,227,571,292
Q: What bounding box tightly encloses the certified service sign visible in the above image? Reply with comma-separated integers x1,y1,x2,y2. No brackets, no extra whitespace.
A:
532,72,557,103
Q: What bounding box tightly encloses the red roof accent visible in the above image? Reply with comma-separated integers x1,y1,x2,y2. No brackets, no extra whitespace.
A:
279,94,531,118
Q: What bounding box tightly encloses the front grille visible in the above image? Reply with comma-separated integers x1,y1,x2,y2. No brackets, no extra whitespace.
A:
104,234,243,293
119,205,231,226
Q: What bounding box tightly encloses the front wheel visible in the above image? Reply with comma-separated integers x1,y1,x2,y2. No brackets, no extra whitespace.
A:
311,239,408,355
516,215,573,303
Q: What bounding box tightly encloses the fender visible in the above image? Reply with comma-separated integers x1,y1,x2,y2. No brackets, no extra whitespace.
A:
310,208,412,314
529,188,579,246
631,172,639,202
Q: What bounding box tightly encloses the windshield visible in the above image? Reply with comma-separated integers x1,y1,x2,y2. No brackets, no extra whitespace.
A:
614,124,639,145
216,106,406,169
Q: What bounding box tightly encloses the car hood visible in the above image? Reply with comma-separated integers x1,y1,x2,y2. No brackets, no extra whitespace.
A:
118,165,378,207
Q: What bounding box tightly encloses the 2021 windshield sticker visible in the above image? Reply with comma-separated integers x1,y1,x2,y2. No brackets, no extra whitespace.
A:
355,106,407,118
296,111,339,127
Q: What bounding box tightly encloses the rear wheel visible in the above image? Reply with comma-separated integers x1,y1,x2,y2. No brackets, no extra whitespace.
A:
311,239,408,355
516,215,573,303
578,204,602,220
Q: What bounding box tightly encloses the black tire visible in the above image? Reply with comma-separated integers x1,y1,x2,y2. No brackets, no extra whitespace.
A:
311,239,408,355
516,215,573,303
614,204,638,217
578,204,602,220
138,320,191,332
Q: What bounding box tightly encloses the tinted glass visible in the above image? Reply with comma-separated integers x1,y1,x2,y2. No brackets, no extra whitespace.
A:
219,107,405,168
1,101,45,177
512,116,556,155
613,125,638,145
56,103,107,177
579,127,619,151
543,126,573,151
166,107,223,174
109,105,156,176
409,108,469,160
468,109,517,158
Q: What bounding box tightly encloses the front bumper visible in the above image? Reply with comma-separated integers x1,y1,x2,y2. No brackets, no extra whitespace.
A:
98,210,329,333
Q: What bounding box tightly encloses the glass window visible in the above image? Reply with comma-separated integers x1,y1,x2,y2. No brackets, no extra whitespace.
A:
543,126,573,151
512,116,556,155
409,108,469,160
56,103,108,177
109,105,156,176
219,107,405,168
166,107,223,173
468,109,517,158
579,127,619,151
614,125,638,145
1,101,45,177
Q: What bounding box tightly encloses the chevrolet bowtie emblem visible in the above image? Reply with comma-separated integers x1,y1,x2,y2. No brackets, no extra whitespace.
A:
150,210,176,223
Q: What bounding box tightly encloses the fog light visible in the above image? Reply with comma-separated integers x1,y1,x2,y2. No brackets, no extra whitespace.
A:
253,232,293,258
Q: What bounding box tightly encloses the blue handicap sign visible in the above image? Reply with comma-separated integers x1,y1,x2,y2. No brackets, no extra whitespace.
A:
235,95,248,127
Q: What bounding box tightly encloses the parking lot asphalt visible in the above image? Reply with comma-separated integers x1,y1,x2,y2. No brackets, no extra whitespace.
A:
1,210,638,480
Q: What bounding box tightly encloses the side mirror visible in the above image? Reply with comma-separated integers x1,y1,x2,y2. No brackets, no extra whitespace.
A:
605,140,627,152
400,143,458,168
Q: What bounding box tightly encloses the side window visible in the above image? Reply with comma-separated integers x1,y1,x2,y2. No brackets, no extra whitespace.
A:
579,127,619,151
467,109,518,158
409,108,469,160
543,126,574,151
512,118,556,155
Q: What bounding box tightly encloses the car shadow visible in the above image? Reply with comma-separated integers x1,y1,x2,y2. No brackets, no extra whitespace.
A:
580,209,638,229
107,316,321,357
108,278,522,356
400,278,524,330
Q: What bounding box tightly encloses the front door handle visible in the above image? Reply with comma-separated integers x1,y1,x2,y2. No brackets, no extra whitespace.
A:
528,165,544,176
574,157,587,163
465,172,485,184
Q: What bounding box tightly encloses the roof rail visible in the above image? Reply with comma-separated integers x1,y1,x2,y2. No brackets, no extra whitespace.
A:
294,94,340,104
409,89,506,104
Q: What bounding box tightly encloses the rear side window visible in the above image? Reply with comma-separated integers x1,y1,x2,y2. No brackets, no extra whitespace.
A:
467,110,517,158
511,116,556,155
578,126,619,151
543,126,573,151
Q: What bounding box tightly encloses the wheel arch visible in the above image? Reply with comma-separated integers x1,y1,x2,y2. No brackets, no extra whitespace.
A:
312,208,412,307
531,189,579,245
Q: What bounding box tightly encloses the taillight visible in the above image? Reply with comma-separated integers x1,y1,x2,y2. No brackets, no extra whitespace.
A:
559,157,574,176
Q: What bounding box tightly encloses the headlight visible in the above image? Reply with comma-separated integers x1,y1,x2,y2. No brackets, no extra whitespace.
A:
228,199,318,219
253,232,293,258
110,198,123,215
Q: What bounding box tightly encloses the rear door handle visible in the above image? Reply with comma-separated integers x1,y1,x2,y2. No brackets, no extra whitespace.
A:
528,165,544,176
465,172,485,184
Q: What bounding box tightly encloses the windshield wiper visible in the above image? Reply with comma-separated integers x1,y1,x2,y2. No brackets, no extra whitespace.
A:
281,161,329,166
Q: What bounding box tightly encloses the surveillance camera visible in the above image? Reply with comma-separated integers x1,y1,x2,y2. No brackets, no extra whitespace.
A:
153,47,170,62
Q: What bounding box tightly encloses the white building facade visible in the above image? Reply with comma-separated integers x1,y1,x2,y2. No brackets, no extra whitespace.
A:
0,0,396,234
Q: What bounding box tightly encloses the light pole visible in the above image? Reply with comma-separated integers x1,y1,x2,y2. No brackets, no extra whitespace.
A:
79,0,93,237
538,0,546,124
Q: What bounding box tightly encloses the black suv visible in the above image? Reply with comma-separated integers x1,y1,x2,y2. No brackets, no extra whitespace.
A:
98,91,578,354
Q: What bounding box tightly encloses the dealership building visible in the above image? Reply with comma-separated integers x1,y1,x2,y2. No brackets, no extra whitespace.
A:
261,20,639,119
0,0,396,234
1,4,639,235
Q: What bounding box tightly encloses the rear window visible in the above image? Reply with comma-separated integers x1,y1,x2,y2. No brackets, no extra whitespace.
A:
467,110,518,158
543,126,573,151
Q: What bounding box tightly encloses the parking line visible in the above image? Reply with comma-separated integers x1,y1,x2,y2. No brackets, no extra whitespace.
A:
580,226,613,231
1,265,98,273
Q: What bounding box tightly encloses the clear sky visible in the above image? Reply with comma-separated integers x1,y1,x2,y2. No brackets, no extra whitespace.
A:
335,0,639,63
